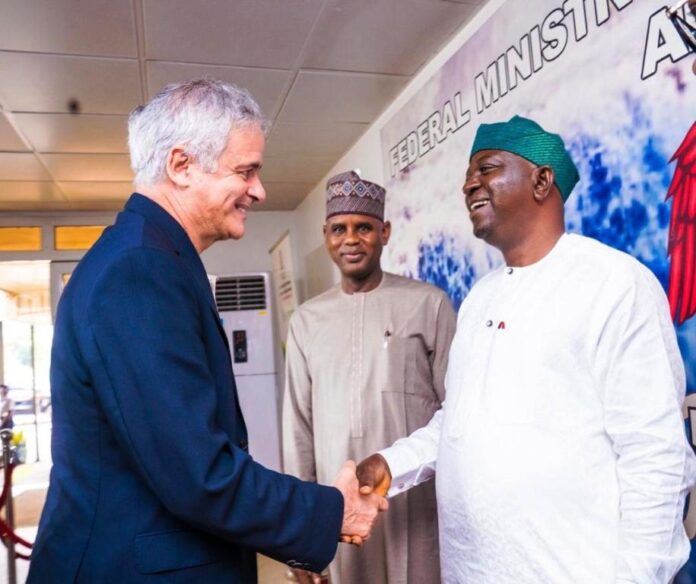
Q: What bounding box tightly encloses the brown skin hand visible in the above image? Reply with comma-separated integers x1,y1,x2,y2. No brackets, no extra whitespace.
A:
337,454,392,545
462,149,565,266
356,454,392,497
324,214,391,294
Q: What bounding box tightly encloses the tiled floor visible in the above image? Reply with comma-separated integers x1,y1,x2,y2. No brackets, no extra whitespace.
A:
0,462,292,584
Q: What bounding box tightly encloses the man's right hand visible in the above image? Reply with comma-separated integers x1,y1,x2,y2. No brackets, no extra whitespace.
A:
356,453,392,497
332,460,388,546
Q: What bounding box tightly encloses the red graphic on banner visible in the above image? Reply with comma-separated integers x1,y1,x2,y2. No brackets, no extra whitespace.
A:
667,121,696,325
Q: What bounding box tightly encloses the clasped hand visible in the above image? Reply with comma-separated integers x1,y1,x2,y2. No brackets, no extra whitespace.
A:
332,460,389,546
291,457,392,583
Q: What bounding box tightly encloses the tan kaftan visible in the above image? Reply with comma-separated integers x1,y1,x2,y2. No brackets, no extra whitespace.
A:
283,272,456,584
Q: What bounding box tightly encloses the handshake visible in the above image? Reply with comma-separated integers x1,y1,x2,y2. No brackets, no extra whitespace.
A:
291,455,392,584
333,454,392,545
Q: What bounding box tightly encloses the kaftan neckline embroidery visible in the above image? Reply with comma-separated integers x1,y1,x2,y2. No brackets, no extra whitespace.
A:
350,292,365,438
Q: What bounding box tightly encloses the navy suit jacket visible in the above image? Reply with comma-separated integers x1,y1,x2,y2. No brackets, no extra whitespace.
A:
28,194,342,583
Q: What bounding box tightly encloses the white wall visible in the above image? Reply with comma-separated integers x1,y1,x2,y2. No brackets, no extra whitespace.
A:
291,0,505,289
201,210,295,276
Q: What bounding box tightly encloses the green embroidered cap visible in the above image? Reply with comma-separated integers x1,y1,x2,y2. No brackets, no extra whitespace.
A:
470,115,580,202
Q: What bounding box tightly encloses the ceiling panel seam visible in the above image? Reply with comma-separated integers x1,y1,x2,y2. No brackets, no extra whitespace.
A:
132,0,148,104
271,0,333,124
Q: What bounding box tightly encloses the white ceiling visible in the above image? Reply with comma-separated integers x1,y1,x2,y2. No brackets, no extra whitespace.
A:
0,0,485,213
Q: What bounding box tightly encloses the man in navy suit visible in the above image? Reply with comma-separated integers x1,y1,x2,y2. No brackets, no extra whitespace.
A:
28,78,386,583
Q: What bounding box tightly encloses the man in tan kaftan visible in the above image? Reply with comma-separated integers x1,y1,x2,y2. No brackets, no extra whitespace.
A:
283,171,456,584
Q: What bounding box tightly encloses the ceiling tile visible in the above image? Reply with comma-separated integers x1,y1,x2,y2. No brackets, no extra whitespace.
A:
146,62,292,118
58,181,133,201
261,156,335,184
0,52,142,114
279,71,407,123
40,154,133,181
0,114,30,152
0,181,65,203
0,0,493,213
265,122,368,158
261,182,315,211
143,0,324,68
303,0,480,75
0,153,51,180
13,114,129,153
0,0,137,57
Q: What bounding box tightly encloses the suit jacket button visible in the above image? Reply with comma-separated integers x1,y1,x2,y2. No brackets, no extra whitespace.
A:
239,440,249,452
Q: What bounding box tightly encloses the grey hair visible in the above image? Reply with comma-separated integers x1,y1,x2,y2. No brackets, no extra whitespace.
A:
128,78,268,187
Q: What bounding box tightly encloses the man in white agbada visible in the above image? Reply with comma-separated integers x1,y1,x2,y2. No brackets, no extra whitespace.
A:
357,116,696,583
283,171,456,583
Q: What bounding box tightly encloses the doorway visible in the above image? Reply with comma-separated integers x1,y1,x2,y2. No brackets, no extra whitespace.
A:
0,261,53,465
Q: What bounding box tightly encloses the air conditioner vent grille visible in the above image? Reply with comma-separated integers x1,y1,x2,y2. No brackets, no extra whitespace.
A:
215,275,266,311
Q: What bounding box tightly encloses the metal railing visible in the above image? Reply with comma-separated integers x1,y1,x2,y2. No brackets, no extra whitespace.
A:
0,429,34,584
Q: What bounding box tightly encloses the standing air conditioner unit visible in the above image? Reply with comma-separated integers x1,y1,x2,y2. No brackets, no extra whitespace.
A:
213,272,280,471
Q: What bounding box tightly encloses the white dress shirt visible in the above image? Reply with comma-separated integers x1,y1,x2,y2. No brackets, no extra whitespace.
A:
381,233,696,584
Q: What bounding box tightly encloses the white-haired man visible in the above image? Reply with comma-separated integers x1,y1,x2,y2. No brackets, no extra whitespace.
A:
28,79,385,584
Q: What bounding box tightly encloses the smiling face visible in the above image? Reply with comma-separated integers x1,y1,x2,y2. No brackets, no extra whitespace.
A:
186,124,266,246
462,149,541,252
324,214,391,291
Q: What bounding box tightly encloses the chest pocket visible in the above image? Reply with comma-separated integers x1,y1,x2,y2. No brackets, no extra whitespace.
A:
383,336,428,396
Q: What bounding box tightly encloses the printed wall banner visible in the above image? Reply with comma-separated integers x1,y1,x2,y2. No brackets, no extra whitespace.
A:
269,231,299,351
380,0,696,578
